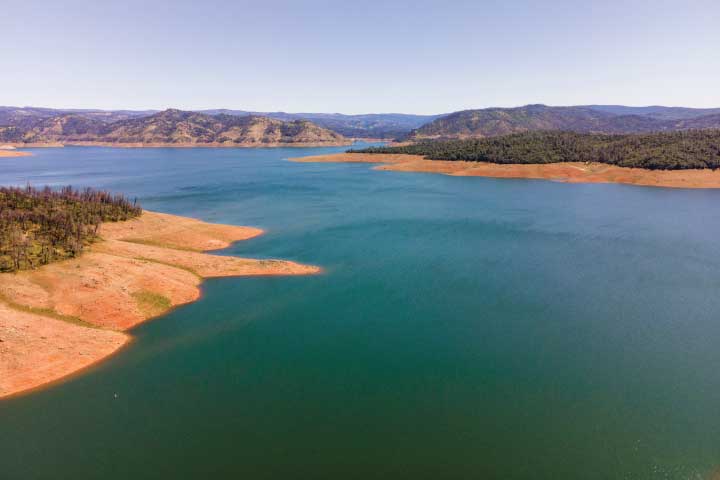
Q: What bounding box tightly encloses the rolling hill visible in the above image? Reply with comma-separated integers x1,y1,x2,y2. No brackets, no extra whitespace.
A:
0,109,349,146
405,105,720,140
0,106,439,140
585,105,720,120
354,129,720,170
4,104,720,143
198,110,441,138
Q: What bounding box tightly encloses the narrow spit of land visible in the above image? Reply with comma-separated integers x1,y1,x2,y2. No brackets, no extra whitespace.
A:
293,130,720,188
292,152,720,189
0,211,319,398
0,150,31,158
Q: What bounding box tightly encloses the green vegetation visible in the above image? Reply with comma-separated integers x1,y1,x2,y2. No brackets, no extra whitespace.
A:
133,257,201,277
131,290,172,316
403,104,720,140
0,290,95,328
0,185,142,272
351,130,720,170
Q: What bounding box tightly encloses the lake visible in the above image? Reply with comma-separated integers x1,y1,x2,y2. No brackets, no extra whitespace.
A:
2,145,720,479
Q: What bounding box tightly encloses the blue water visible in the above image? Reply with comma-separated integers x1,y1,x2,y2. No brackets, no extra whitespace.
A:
2,146,720,479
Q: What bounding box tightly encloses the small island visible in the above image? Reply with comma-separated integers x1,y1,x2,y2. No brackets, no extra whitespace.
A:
0,186,319,398
294,130,720,189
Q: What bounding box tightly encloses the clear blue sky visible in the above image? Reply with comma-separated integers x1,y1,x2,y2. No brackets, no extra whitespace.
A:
2,0,718,114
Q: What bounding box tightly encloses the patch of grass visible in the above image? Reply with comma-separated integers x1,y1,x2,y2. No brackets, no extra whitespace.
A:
131,290,172,317
258,259,280,266
132,257,201,277
0,290,99,329
121,238,200,252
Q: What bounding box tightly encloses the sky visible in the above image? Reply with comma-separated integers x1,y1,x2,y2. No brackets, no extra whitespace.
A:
2,0,719,114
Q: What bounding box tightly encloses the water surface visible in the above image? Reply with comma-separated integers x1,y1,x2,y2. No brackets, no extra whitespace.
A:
2,146,720,479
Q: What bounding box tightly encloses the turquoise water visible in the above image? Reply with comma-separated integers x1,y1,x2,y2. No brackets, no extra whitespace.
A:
2,146,720,479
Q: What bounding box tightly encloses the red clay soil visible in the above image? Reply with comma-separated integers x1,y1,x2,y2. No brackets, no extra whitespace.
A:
292,152,720,189
0,211,319,399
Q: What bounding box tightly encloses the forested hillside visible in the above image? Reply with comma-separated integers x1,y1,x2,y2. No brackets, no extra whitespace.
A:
353,130,720,170
0,186,142,272
405,105,720,140
585,105,720,120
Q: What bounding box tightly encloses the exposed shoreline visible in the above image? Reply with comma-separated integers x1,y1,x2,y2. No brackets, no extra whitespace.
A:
292,152,720,189
0,150,32,157
4,140,354,149
0,211,320,399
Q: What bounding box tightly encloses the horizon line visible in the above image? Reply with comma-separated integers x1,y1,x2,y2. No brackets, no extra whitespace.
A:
4,102,720,117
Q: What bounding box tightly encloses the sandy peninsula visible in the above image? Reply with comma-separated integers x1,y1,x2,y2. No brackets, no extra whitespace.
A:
0,211,319,398
0,150,32,158
292,152,720,189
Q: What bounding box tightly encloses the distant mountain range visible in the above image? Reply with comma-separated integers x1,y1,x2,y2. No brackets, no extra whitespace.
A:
405,105,720,140
197,110,442,138
583,105,720,120
0,107,155,128
0,109,349,146
0,106,439,141
2,104,720,146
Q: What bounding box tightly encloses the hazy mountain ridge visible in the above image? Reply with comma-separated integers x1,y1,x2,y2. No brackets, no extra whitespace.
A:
0,106,439,140
406,105,720,140
0,109,348,146
0,106,153,126
3,104,720,143
585,105,720,120
178,110,441,138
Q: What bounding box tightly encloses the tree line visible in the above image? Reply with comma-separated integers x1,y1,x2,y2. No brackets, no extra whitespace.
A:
350,130,720,170
0,185,142,272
